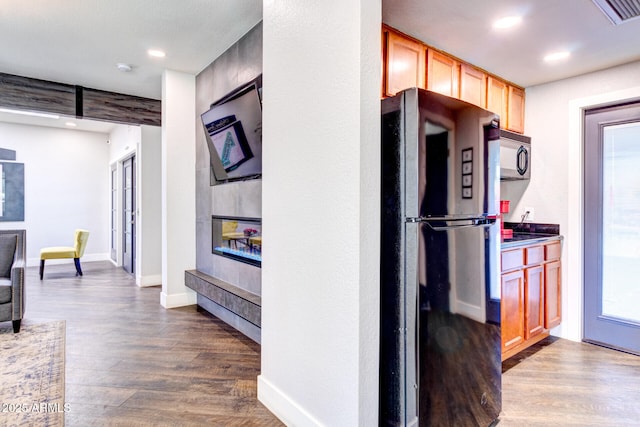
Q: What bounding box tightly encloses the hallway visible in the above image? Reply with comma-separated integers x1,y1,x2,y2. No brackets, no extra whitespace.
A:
25,261,282,426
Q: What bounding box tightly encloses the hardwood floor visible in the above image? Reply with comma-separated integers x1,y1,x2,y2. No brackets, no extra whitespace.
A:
501,337,640,426
24,261,282,426
22,261,640,426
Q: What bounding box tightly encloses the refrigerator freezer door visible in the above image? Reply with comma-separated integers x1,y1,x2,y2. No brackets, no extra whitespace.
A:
401,89,500,219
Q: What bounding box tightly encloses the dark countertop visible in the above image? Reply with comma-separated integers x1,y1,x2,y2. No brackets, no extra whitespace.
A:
500,221,563,249
501,233,563,249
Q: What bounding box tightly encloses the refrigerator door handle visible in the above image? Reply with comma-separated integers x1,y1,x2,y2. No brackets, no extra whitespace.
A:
407,216,496,231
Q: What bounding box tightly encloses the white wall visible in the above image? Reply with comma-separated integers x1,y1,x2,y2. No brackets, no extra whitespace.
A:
161,69,197,308
260,1,381,425
0,122,110,265
107,124,162,286
502,60,640,341
138,125,162,286
109,125,140,161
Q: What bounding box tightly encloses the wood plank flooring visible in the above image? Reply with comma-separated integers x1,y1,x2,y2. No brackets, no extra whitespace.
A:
20,261,640,426
501,337,640,426
23,261,282,426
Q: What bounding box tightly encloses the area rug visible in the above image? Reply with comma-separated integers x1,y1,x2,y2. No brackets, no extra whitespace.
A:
0,321,66,426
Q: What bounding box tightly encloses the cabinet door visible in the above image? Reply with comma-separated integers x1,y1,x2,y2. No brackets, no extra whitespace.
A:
487,77,508,126
385,31,425,97
507,85,525,133
525,265,545,339
459,64,486,108
501,269,525,352
545,260,562,329
426,49,459,98
545,241,561,261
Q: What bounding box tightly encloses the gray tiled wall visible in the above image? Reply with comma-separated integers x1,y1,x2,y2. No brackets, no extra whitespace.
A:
194,22,263,338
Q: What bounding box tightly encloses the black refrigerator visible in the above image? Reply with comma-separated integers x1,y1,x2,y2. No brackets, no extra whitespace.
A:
380,88,502,426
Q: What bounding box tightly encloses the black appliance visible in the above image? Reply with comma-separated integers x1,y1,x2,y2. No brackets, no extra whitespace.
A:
201,75,262,184
380,88,502,426
499,129,531,180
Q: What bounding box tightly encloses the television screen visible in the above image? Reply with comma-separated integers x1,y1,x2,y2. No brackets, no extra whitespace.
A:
201,75,262,184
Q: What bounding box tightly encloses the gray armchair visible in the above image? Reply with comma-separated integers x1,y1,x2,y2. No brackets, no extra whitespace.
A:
0,230,26,333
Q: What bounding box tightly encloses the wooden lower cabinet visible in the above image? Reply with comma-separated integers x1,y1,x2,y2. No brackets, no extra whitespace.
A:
501,269,525,352
545,259,562,329
525,265,545,339
501,240,562,361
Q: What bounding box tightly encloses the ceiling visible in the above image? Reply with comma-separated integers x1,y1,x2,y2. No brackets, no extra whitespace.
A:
0,0,262,133
1,0,640,133
0,0,263,100
383,0,640,88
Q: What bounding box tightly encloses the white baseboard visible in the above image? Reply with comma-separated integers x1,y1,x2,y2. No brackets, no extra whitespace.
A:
160,290,197,308
257,375,322,427
136,274,162,287
27,252,110,268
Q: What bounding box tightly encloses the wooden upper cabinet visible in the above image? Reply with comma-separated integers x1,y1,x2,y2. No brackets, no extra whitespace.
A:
381,25,526,133
487,76,508,127
384,30,425,97
459,64,487,108
426,49,459,98
507,85,525,133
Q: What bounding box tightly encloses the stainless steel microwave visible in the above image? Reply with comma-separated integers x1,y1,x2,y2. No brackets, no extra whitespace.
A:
499,129,531,180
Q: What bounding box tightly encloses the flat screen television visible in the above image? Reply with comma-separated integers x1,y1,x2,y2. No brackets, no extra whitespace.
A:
201,75,262,185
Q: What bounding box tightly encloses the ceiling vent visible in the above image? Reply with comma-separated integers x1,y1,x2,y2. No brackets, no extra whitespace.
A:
592,0,640,24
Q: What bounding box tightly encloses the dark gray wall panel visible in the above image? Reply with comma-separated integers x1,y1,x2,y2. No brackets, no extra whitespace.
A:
0,162,24,222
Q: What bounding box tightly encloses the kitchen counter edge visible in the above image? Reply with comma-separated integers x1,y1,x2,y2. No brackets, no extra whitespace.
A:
501,234,564,249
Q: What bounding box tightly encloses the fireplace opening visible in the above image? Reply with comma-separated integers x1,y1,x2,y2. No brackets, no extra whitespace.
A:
212,215,261,267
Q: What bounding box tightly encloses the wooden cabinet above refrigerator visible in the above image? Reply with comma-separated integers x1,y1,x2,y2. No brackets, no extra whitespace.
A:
382,25,526,133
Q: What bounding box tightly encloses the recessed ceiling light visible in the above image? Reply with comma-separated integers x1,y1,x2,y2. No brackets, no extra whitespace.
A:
116,63,133,72
493,16,522,29
0,108,60,119
544,51,571,62
65,122,77,127
147,49,166,58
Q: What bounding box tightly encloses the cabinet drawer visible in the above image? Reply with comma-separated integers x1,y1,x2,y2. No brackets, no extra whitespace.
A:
525,246,544,265
545,241,561,261
502,248,524,272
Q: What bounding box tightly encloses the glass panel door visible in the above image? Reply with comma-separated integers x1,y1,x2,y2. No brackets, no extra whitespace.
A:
601,122,640,323
584,102,640,355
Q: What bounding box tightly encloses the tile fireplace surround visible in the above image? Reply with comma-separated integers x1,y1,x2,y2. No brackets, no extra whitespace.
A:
193,22,263,342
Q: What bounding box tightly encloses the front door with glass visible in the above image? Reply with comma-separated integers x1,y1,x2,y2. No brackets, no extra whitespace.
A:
584,101,640,355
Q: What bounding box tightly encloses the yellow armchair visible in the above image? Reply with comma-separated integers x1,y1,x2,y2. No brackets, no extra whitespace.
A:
39,229,90,280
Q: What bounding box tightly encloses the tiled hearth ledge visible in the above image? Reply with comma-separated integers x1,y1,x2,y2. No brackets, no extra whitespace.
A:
185,270,261,327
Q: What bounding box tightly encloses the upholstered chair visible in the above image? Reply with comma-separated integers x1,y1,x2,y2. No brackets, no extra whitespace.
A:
39,229,90,280
0,229,26,333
